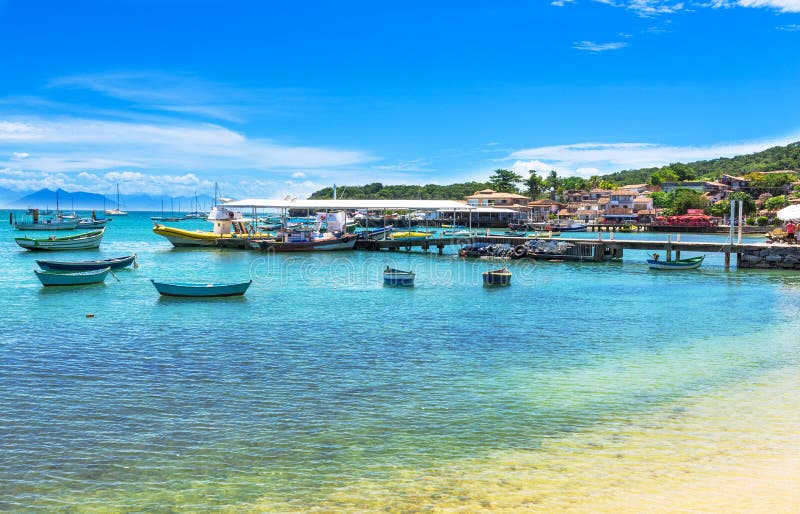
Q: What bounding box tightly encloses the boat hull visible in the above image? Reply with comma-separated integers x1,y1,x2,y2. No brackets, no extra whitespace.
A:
383,269,415,286
36,254,136,271
14,220,79,230
482,269,512,286
15,229,105,251
251,234,358,252
647,256,704,270
151,279,252,297
35,267,110,286
153,225,269,247
77,219,110,228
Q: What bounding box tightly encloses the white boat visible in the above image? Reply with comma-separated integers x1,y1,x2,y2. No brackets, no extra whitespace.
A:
14,218,79,230
105,184,128,216
15,229,105,251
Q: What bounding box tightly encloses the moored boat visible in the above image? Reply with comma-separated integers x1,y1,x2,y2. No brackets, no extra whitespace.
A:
390,231,433,240
151,279,252,297
354,225,394,240
383,267,415,286
250,231,358,252
15,229,105,251
14,218,79,230
36,254,137,271
77,218,110,228
482,267,512,286
152,206,267,247
647,254,705,270
105,184,128,216
34,267,110,286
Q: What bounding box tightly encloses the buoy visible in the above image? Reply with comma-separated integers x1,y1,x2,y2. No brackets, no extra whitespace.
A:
86,313,95,318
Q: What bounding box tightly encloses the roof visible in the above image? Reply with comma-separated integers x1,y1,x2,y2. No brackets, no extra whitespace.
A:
620,183,648,189
610,191,638,196
466,190,529,199
633,196,651,202
443,207,518,213
222,199,474,210
528,199,562,206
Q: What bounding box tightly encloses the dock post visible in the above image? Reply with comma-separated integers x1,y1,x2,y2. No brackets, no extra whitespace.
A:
666,235,672,261
724,251,730,270
676,250,681,259
438,244,444,255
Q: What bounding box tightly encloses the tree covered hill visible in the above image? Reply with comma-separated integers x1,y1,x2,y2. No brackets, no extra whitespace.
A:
602,141,800,185
309,181,491,200
308,141,800,200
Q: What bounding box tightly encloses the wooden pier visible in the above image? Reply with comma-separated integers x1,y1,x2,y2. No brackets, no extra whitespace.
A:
353,235,795,270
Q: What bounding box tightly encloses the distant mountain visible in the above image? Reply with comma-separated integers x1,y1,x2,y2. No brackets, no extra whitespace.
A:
0,186,19,207
3,188,216,212
11,188,110,211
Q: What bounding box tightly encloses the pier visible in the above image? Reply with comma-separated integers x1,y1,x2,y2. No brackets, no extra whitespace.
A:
354,235,799,270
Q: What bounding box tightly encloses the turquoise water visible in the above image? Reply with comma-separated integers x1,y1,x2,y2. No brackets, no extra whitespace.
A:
1,212,798,511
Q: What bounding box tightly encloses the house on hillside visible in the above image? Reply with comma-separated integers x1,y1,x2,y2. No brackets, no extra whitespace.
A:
719,174,749,191
527,199,563,222
465,189,530,207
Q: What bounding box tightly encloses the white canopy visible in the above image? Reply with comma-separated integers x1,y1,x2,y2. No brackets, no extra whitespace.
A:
222,199,473,210
437,207,518,213
777,204,800,221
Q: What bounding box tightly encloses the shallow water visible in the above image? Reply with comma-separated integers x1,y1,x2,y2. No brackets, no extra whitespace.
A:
1,212,798,511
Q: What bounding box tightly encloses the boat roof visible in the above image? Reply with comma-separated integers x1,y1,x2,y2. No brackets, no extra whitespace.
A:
222,199,474,211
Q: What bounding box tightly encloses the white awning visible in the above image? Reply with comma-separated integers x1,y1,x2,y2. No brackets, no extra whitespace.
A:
438,207,518,213
222,199,473,210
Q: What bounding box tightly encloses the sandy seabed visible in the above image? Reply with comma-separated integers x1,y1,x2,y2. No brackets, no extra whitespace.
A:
248,365,800,513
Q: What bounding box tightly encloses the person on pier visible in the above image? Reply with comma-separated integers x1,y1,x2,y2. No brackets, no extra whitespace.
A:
786,221,796,244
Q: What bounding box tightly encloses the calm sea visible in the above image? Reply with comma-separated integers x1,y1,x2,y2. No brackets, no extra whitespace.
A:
1,212,798,512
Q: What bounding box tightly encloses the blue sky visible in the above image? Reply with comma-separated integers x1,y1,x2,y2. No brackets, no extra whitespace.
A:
0,0,798,198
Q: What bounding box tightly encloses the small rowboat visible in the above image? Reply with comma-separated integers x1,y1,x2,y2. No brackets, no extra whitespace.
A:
15,229,105,251
34,267,111,286
647,255,705,270
483,267,512,286
383,267,415,286
36,254,137,271
151,279,252,297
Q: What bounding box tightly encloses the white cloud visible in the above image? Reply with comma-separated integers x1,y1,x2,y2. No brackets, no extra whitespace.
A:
590,0,685,15
734,0,800,12
291,171,307,179
508,134,800,177
511,160,569,175
0,116,371,173
49,72,254,123
573,41,629,52
777,23,800,30
12,151,29,159
551,0,576,6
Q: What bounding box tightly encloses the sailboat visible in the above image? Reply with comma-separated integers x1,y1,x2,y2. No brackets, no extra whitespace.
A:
105,184,128,216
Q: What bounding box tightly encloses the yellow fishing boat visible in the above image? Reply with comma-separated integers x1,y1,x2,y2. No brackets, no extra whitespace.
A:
153,206,270,247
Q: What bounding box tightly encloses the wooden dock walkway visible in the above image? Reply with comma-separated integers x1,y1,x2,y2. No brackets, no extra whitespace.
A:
353,235,789,269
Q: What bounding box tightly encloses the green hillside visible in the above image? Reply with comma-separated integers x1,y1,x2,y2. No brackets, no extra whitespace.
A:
602,141,800,185
309,181,491,200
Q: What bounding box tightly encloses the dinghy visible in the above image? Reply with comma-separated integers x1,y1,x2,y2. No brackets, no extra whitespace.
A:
151,279,252,297
647,254,705,270
36,254,136,271
34,267,111,286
